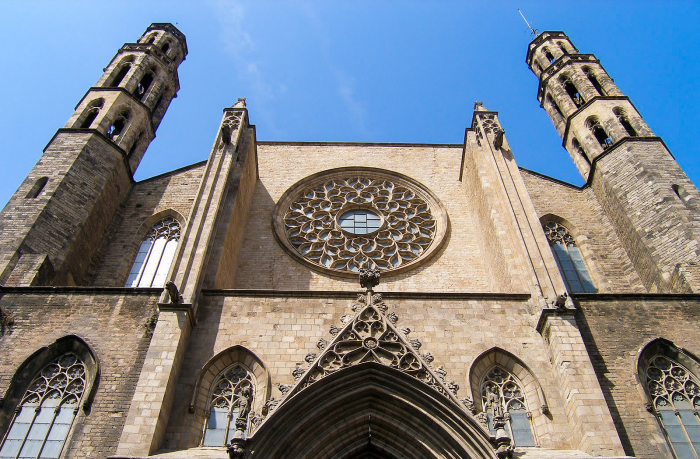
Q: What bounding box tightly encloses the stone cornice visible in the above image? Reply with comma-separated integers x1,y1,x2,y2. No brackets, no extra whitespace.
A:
0,286,161,295
202,289,531,300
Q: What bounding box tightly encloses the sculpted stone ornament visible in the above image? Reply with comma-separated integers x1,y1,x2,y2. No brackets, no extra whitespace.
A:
226,440,246,459
409,338,422,350
494,128,505,150
164,281,183,305
387,312,398,324
340,314,352,325
292,366,305,381
401,327,411,336
435,366,447,381
232,98,246,109
329,325,340,336
360,267,380,291
304,353,317,364
462,396,477,414
317,338,328,351
277,383,292,396
423,352,434,366
448,381,459,396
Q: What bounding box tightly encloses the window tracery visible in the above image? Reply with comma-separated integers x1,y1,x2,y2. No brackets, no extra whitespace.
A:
202,365,254,447
480,366,535,447
274,169,448,276
645,355,700,459
0,353,86,459
543,221,596,293
126,217,180,287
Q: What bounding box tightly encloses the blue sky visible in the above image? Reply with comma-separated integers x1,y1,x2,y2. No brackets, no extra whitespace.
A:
1,1,699,207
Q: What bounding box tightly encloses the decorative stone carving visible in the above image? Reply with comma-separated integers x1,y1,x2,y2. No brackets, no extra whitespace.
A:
304,353,317,364
317,339,328,351
220,113,242,145
371,293,383,304
462,396,477,414
329,325,340,336
264,398,279,414
387,312,398,324
277,383,292,396
164,281,183,305
232,98,246,109
423,352,434,365
292,366,305,381
448,381,459,396
645,355,700,412
360,267,380,291
475,411,489,429
273,169,448,277
409,338,422,350
401,327,411,336
340,314,352,325
435,366,447,381
249,413,264,432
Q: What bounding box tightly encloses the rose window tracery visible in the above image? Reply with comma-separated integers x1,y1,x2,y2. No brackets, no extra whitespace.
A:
273,168,448,277
646,356,700,410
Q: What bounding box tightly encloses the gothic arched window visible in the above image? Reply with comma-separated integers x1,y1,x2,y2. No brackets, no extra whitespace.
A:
561,76,584,108
480,366,536,447
613,107,638,137
543,221,596,293
0,353,86,459
586,116,613,149
645,355,700,459
202,365,254,446
126,217,180,287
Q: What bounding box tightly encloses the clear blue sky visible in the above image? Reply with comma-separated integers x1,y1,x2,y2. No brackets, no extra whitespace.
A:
1,1,699,208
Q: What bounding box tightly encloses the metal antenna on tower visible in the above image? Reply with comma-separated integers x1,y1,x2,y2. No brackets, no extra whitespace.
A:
518,9,538,36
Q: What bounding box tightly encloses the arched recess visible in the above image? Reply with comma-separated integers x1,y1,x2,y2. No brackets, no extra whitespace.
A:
468,347,548,448
540,214,601,293
0,335,100,435
636,338,700,410
188,346,270,445
249,362,497,459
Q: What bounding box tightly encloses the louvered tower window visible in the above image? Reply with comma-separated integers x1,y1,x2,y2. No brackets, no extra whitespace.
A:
0,353,86,459
126,217,180,287
543,222,596,293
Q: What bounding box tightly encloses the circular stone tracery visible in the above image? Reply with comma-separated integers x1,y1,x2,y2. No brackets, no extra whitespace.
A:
273,168,448,277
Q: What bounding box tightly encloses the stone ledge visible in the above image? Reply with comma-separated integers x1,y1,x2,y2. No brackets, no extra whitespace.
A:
202,288,531,300
0,286,162,295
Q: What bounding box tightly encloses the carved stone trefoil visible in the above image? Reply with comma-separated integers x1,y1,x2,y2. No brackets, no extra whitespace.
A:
360,267,380,291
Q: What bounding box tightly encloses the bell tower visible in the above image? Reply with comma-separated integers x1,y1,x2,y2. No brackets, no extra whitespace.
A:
0,23,186,287
528,31,700,292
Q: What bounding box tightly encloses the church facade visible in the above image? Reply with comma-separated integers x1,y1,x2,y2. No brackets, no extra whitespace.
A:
0,23,699,459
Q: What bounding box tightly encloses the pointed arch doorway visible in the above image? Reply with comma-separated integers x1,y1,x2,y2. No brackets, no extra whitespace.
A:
248,362,497,459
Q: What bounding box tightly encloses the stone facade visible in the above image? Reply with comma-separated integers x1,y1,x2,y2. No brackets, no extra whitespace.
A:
0,24,698,459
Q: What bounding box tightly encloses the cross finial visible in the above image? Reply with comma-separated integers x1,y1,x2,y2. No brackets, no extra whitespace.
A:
518,9,538,36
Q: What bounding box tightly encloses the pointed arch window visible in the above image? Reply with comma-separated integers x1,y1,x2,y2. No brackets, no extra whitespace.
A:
0,353,86,459
584,67,607,96
481,366,536,447
613,108,638,137
202,365,254,446
543,47,555,64
645,355,700,458
543,221,596,293
586,117,613,149
561,77,584,108
126,217,180,287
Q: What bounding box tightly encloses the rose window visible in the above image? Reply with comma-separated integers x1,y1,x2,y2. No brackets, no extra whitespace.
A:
273,168,448,277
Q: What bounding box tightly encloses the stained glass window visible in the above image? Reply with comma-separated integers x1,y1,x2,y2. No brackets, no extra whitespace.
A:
646,355,700,459
0,353,86,459
543,222,596,293
480,366,536,447
202,365,254,446
126,217,180,287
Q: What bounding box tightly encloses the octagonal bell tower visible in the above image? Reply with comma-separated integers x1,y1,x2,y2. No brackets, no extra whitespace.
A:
528,31,700,293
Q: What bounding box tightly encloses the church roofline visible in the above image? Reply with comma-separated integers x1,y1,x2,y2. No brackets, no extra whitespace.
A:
257,140,463,148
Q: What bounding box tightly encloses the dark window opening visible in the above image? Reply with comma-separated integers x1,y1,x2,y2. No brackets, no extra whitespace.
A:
557,42,568,55
161,42,170,54
584,68,607,96
107,113,129,140
80,108,99,129
572,138,590,165
587,118,612,149
535,62,542,74
26,177,48,199
543,47,555,63
109,64,131,88
145,34,155,44
614,108,638,137
134,73,154,101
563,79,584,108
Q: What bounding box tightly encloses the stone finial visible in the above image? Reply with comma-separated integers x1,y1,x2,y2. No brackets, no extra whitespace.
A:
359,267,380,291
232,98,246,109
164,281,183,305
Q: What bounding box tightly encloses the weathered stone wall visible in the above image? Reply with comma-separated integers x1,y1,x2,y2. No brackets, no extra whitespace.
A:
0,289,159,459
521,169,645,293
163,294,582,451
234,143,500,293
89,162,206,287
575,297,700,459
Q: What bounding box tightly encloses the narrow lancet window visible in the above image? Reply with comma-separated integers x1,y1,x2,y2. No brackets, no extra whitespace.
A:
134,72,154,101
202,365,254,446
613,108,638,137
79,99,103,129
481,366,536,447
109,64,131,88
543,221,596,293
645,355,700,458
584,67,607,96
106,112,129,141
562,77,584,108
126,217,180,287
0,353,86,459
557,41,568,55
572,138,590,165
543,47,555,64
26,177,48,199
586,117,612,149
